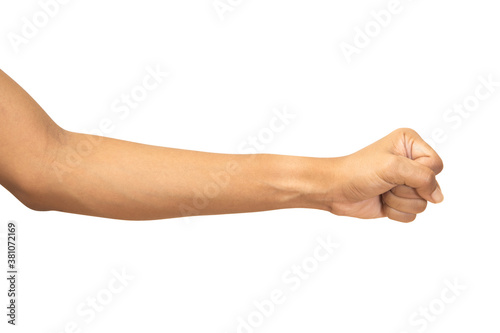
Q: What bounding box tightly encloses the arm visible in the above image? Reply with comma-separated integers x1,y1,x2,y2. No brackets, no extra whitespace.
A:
0,69,443,222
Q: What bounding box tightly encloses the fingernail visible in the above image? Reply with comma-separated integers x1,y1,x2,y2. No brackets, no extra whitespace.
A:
431,187,444,203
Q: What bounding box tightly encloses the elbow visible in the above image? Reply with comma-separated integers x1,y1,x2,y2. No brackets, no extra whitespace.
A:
10,173,56,212
19,195,52,212
7,128,70,212
24,181,58,212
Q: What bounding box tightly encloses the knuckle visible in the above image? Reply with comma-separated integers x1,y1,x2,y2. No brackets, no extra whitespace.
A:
420,168,435,185
396,127,418,137
433,155,444,174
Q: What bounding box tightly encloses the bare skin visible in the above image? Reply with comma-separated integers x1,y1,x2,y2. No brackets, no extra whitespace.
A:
0,69,443,222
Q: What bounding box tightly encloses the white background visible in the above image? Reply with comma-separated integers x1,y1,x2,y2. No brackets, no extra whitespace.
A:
1,0,499,332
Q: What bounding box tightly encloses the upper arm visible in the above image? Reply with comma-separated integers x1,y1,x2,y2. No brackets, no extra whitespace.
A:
0,69,65,205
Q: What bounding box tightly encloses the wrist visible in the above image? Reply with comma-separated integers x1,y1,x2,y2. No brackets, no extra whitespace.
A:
267,155,337,212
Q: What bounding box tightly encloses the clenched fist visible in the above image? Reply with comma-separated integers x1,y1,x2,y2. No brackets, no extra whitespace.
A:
325,128,444,222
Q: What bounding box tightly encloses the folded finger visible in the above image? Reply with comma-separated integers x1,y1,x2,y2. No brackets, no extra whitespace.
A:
383,189,428,214
383,204,417,223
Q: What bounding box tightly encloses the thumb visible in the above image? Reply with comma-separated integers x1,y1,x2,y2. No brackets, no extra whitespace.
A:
396,128,444,175
388,156,444,204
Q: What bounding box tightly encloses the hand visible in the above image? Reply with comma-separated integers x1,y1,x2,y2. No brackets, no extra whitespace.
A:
328,128,444,222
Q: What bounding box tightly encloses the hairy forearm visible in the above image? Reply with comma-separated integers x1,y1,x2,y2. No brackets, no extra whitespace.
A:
39,131,333,220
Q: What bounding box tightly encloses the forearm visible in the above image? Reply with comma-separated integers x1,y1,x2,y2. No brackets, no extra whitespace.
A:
0,68,332,220
40,131,333,220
